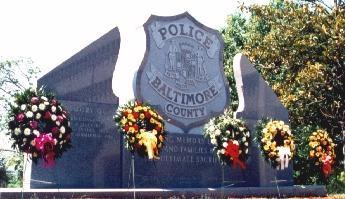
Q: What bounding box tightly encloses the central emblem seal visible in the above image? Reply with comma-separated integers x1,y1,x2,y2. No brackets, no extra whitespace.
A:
135,12,230,132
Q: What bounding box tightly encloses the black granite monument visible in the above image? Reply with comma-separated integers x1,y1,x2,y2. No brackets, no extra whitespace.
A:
30,28,121,188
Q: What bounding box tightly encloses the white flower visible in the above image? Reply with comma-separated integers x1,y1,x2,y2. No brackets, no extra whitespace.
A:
246,132,250,137
245,148,249,154
208,126,215,132
36,113,41,119
33,130,40,136
58,106,62,111
244,142,248,146
44,101,49,105
51,106,56,113
233,140,239,145
216,150,222,155
39,103,46,111
31,105,38,112
59,141,64,145
222,142,228,148
24,128,31,136
56,121,61,126
59,134,62,138
20,104,27,111
11,102,18,108
225,130,230,135
220,149,225,154
242,137,247,142
41,96,48,101
60,126,66,134
14,128,21,135
239,127,245,132
215,129,221,136
26,111,33,118
210,138,217,145
51,114,57,121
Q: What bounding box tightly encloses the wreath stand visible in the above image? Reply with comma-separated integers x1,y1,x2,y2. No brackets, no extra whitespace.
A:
128,154,136,199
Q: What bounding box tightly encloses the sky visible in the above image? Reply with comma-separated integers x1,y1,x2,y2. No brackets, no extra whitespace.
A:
0,0,269,105
0,0,269,74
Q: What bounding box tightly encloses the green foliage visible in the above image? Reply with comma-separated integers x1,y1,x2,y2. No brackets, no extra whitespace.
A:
5,153,23,188
0,58,39,188
222,0,344,190
0,157,9,187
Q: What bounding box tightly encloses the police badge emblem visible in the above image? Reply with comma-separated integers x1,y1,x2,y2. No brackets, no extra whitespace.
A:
135,12,230,132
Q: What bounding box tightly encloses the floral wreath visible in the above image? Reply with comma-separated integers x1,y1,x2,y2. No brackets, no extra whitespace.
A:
256,119,295,170
204,109,250,169
308,129,336,177
114,100,166,160
7,88,72,167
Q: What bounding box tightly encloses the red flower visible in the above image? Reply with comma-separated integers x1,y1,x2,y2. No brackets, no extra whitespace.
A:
51,127,59,135
16,113,25,122
30,121,38,129
43,111,52,119
133,112,139,120
50,99,57,106
123,111,129,117
155,126,162,132
144,111,151,119
133,124,139,132
124,125,129,132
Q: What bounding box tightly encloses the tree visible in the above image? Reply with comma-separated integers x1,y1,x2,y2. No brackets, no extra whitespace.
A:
0,57,40,187
222,0,344,190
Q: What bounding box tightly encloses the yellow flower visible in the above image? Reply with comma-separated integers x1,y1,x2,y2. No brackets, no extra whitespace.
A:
309,141,319,148
264,145,270,151
159,135,164,142
139,113,145,120
129,127,135,134
150,118,156,124
309,150,315,158
128,114,135,122
283,125,290,132
121,117,127,125
152,129,158,135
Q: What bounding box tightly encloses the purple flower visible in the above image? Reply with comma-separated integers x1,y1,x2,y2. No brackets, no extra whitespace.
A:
30,121,38,129
50,99,57,106
31,97,39,104
57,115,64,123
16,113,25,122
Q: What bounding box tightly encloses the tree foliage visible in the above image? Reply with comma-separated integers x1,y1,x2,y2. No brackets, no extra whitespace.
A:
0,58,40,187
222,0,344,189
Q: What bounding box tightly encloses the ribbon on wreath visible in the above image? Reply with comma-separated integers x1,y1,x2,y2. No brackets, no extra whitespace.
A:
276,146,291,170
139,131,159,160
321,154,333,177
225,140,246,169
34,133,57,167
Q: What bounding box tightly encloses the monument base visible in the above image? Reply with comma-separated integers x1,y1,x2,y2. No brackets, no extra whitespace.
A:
0,185,327,198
